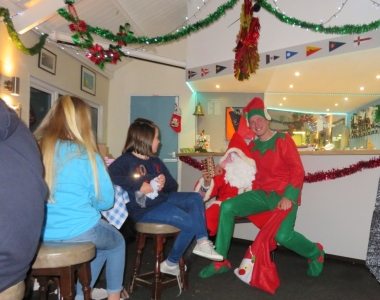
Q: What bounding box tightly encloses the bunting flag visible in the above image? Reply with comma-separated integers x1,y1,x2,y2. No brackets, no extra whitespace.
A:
286,51,298,59
216,65,227,74
354,36,372,45
306,46,322,57
329,41,345,52
266,55,280,64
188,71,197,79
201,68,210,77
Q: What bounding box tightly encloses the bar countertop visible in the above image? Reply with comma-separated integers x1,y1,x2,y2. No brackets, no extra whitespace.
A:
176,150,380,156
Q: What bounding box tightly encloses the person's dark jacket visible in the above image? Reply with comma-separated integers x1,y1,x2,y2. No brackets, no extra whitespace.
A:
0,99,47,292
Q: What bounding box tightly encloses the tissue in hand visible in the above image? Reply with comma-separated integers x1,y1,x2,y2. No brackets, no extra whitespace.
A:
146,177,160,199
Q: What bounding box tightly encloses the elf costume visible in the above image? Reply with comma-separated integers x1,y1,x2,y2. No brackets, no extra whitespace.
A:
194,131,271,236
199,97,324,280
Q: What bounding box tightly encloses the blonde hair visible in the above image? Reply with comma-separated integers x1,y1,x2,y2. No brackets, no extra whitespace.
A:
34,95,103,202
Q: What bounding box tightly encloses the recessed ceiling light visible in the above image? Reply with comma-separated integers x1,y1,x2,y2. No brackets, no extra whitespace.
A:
360,87,364,90
326,109,330,111
376,75,380,79
283,97,286,100
279,103,283,106
344,97,348,100
335,103,338,106
295,72,300,76
289,84,293,88
216,85,220,88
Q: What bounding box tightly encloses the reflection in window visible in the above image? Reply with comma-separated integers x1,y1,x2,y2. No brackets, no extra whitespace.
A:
90,106,98,142
29,87,51,132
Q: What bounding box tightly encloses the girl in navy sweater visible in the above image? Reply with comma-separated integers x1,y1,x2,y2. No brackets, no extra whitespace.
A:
109,118,222,276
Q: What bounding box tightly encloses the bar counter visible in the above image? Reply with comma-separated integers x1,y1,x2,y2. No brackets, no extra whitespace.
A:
177,150,380,261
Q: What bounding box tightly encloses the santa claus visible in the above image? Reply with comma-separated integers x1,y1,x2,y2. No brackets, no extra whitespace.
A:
194,131,270,236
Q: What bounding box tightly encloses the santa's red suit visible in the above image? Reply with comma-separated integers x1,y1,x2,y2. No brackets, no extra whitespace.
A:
194,132,271,236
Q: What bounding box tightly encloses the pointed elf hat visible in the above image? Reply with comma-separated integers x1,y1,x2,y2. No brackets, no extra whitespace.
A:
243,97,271,121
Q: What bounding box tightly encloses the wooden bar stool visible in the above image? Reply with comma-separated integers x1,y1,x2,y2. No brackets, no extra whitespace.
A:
129,222,188,300
30,242,95,300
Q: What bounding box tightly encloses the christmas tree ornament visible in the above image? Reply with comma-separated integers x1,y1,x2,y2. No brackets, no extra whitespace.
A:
233,0,260,81
170,104,182,133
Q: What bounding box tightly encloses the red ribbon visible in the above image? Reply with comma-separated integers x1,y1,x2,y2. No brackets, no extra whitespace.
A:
69,20,87,32
86,44,105,65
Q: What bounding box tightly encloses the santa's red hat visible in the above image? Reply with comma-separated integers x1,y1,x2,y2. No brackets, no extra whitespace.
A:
243,97,271,121
220,131,255,169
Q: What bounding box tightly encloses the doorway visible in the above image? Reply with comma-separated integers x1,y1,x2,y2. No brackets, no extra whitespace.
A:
130,96,179,180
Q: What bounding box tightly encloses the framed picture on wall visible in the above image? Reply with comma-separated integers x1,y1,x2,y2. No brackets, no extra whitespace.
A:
81,66,96,95
38,48,57,75
225,107,255,140
226,107,243,140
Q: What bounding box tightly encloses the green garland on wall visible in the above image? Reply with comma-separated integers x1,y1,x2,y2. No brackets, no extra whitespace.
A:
260,0,380,34
2,0,380,58
0,7,48,56
57,0,240,45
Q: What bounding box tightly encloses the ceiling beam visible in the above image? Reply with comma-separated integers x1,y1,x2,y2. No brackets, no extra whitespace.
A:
51,31,186,68
12,0,65,34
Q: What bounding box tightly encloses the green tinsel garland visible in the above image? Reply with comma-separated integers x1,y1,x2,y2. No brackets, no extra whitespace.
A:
57,0,240,45
0,7,48,55
260,0,380,34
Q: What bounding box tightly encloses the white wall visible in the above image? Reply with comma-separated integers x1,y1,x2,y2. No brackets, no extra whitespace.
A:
107,40,194,158
186,0,380,68
0,26,110,142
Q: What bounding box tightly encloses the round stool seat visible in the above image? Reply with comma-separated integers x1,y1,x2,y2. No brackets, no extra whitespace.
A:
32,242,95,269
135,222,180,235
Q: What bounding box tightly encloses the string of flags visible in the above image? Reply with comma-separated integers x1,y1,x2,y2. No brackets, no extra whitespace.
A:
186,30,378,81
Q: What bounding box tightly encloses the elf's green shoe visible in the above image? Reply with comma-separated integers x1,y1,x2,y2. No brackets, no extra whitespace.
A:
307,243,325,277
198,260,231,278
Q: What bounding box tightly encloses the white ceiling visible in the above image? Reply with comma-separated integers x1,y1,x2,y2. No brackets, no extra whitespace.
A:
2,0,380,114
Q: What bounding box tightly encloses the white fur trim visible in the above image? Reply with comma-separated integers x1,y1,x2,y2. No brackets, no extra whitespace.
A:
264,107,272,120
194,177,215,202
220,148,256,167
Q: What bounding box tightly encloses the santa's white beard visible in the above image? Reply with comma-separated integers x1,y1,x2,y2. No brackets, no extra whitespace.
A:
224,153,256,190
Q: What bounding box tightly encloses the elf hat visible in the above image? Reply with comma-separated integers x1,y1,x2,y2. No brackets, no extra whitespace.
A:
243,97,271,121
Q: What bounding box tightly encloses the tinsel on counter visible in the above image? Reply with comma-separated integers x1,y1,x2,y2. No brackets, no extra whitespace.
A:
233,0,260,81
366,177,380,283
304,156,380,183
180,155,380,183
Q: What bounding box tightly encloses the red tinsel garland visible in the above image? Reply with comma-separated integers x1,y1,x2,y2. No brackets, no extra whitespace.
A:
180,156,380,183
179,156,204,171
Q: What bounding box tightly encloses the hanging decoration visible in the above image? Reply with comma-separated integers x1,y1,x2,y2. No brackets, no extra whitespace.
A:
270,0,349,26
57,0,240,46
271,113,317,136
3,0,380,67
180,155,380,183
170,103,182,133
65,2,125,69
260,0,380,35
0,7,48,56
233,0,261,81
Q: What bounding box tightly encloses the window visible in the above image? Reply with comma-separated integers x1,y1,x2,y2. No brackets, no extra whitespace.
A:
30,77,103,142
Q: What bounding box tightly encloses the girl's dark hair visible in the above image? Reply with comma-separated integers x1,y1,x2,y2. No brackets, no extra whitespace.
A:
122,118,158,156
